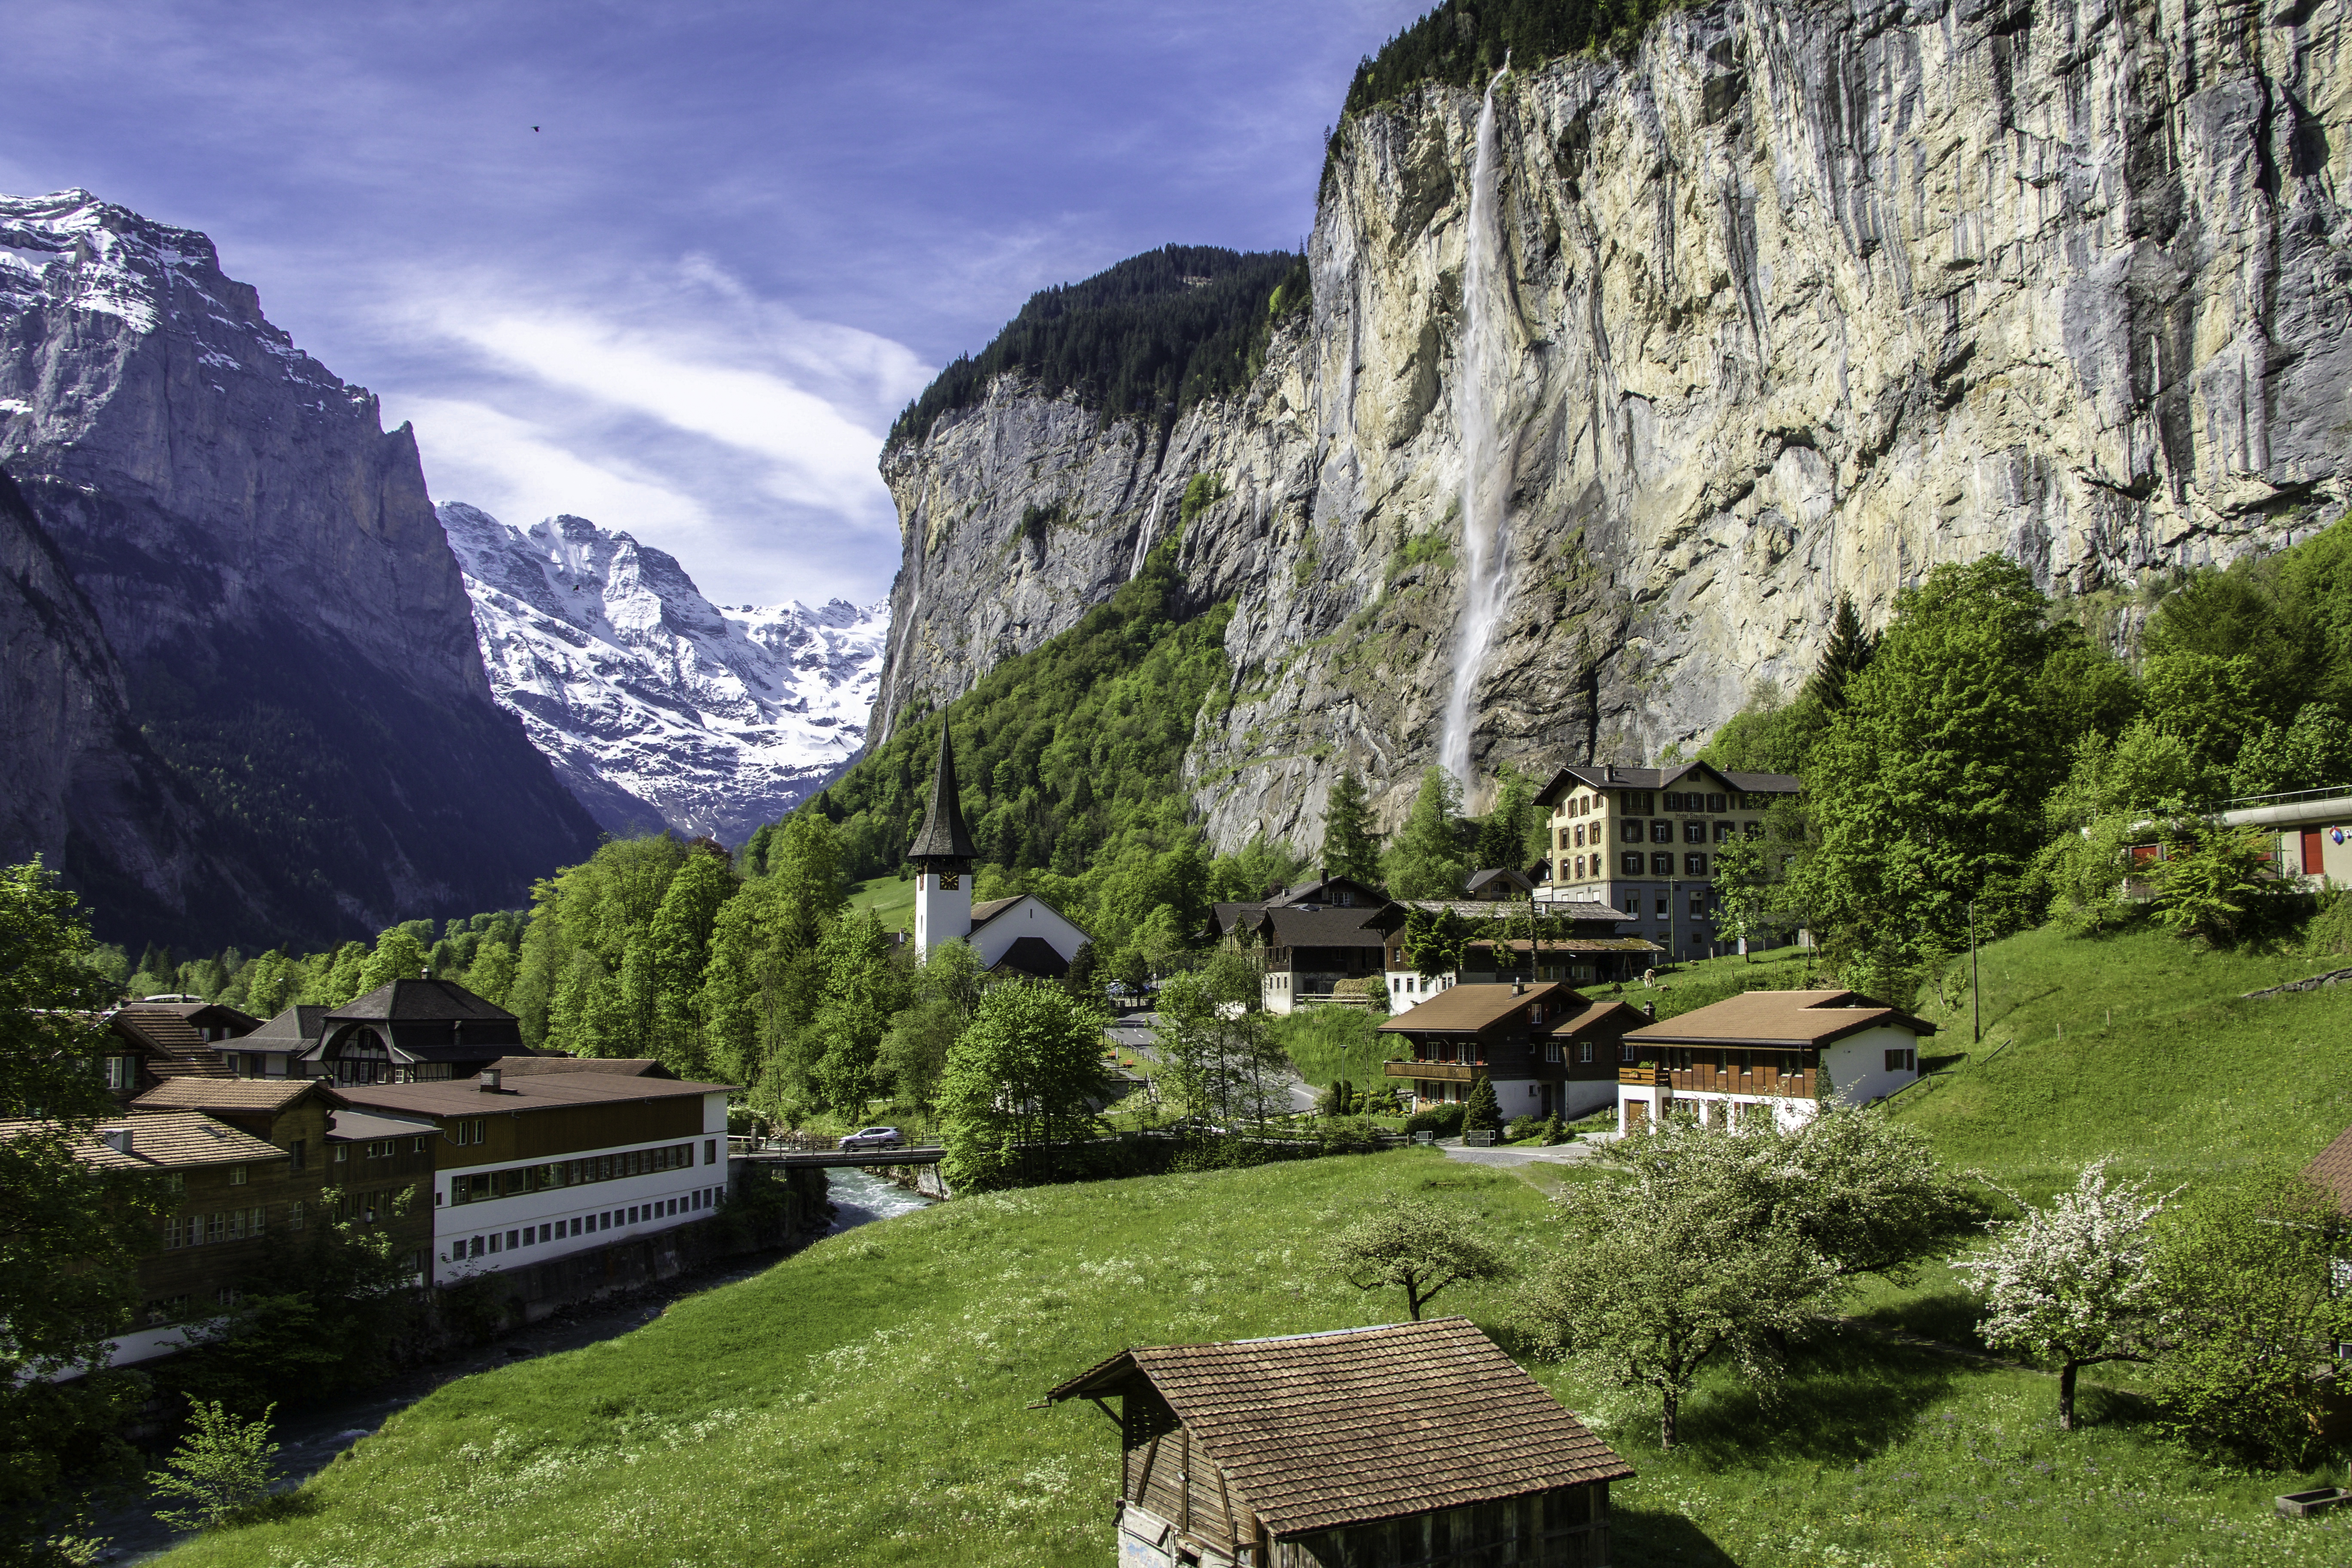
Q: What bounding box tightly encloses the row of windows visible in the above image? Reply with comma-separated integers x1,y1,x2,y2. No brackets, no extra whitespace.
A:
164,1204,289,1248
1557,820,1762,852
448,1186,726,1259
1561,789,1779,818
449,1141,713,1205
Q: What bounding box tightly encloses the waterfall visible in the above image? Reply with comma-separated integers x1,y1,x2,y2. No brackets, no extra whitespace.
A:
1437,68,1513,790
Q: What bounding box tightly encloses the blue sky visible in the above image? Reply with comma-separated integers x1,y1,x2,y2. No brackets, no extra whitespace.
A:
0,0,1423,607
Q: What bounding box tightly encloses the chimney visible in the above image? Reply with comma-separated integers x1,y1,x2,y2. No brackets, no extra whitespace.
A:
478,1068,502,1092
1645,1001,1657,1020
99,1125,133,1155
1513,980,1525,995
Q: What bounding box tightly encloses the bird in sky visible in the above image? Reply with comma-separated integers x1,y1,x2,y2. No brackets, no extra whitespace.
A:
532,125,541,132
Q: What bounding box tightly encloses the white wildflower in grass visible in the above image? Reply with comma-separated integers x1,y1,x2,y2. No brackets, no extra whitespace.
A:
1953,1159,2178,1430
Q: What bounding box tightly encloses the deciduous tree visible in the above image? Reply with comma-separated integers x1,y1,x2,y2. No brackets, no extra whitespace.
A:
1954,1160,2175,1430
1327,1199,1508,1320
938,983,1110,1190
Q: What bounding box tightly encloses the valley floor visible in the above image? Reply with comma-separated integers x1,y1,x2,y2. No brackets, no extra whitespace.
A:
152,924,2352,1568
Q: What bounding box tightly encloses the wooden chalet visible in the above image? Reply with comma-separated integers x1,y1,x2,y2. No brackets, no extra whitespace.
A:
1,1109,314,1366
223,1004,329,1078
291,978,527,1086
97,1001,257,1104
2306,1123,2352,1214
1043,1317,1631,1568
1616,989,1932,1135
1376,981,1602,1120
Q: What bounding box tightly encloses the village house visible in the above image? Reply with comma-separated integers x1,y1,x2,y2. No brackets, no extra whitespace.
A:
2123,782,2352,893
288,977,529,1086
1043,1316,1632,1568
1615,989,1932,1134
1378,898,1656,1014
1534,761,1801,963
330,1066,735,1295
0,1109,316,1367
1376,980,1600,1119
909,726,1093,975
1202,873,1390,1015
95,999,255,1104
215,1003,326,1078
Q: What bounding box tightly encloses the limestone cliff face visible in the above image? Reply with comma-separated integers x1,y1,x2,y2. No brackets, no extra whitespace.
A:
878,0,2352,846
0,191,599,944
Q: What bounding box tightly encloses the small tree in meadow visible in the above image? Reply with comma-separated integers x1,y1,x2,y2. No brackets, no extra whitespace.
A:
1327,1199,1508,1321
1954,1160,2176,1430
149,1400,279,1531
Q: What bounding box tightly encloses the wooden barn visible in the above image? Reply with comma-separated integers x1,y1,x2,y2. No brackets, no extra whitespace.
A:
1042,1317,1632,1568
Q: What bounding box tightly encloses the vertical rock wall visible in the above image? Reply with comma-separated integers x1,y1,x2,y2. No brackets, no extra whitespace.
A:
880,0,2352,848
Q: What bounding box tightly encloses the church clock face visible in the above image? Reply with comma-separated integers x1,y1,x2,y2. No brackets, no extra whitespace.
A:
939,874,960,889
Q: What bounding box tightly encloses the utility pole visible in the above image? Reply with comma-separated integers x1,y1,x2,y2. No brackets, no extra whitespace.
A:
1969,900,1981,1046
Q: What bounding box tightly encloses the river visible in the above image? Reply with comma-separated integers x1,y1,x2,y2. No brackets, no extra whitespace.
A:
96,1168,933,1562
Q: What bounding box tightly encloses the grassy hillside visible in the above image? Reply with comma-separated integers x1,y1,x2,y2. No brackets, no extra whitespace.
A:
159,1146,2348,1568
844,873,917,934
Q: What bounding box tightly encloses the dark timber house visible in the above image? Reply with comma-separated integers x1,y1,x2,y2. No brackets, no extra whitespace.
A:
289,978,528,1085
1044,1318,1631,1567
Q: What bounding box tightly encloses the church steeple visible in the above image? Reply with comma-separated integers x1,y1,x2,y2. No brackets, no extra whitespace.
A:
908,724,978,868
910,723,976,959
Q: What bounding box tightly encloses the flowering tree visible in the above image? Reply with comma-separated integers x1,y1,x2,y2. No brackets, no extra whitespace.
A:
1954,1161,2177,1430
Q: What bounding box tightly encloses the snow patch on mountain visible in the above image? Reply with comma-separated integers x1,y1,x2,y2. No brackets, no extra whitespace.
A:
439,502,887,842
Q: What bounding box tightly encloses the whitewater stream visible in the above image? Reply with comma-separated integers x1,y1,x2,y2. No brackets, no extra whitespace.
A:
95,1168,932,1563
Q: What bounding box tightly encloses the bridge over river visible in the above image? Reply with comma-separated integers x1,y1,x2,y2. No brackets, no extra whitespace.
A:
731,1139,945,1169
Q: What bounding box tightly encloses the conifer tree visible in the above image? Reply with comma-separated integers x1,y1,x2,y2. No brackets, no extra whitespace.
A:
1320,769,1384,885
1382,767,1472,898
1806,594,1878,713
1460,1072,1501,1135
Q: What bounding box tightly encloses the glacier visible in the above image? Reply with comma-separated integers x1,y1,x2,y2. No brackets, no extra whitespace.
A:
440,503,888,843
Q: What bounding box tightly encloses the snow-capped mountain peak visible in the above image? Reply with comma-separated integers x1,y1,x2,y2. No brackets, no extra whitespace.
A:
440,502,887,841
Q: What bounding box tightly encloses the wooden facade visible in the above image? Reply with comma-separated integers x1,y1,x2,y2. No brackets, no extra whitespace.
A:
1049,1319,1630,1568
1378,983,1621,1116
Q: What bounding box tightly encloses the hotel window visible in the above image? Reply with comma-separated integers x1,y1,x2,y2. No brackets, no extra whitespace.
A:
1573,824,1585,848
1713,820,1735,843
1649,821,1674,844
1685,853,1708,875
1622,821,1645,843
1684,821,1707,845
1651,852,1673,875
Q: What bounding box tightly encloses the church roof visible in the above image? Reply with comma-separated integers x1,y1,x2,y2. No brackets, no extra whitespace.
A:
908,725,979,863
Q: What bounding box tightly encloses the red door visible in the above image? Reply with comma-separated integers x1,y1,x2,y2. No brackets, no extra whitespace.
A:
2303,830,2326,876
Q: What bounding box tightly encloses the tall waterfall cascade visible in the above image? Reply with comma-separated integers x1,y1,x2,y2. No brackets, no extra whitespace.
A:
1437,68,1515,790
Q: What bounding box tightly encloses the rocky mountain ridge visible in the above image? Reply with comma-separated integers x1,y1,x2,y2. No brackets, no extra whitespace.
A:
0,189,599,946
442,503,887,842
870,0,2352,848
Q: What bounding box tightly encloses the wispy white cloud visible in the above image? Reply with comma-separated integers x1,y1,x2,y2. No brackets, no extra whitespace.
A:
395,395,712,542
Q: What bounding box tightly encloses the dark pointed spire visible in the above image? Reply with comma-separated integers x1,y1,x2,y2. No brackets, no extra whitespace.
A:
907,723,978,867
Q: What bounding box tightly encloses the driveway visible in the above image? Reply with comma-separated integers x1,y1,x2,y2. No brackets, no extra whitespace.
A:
1434,1133,1616,1167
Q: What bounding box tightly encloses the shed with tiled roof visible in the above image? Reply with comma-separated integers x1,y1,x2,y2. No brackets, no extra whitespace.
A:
1043,1317,1630,1568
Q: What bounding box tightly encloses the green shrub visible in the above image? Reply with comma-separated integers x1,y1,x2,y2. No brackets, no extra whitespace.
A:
148,1400,278,1532
1505,1114,1547,1143
1403,1102,1465,1137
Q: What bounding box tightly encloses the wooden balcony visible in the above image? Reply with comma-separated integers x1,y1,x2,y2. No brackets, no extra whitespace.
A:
1664,1065,1816,1099
1619,1066,1667,1088
1386,1060,1479,1082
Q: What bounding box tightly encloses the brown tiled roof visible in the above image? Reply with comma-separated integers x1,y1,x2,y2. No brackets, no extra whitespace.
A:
0,1111,287,1171
332,1074,735,1119
240,1004,329,1046
1623,989,1936,1047
1377,982,1578,1035
1534,760,1801,806
130,1078,331,1113
485,1055,677,1079
1045,1317,1632,1537
968,895,1020,926
1551,1000,1649,1038
2305,1124,2352,1213
109,1008,233,1079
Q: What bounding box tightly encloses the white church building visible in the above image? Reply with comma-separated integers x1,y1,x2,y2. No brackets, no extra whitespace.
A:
908,727,1093,979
